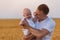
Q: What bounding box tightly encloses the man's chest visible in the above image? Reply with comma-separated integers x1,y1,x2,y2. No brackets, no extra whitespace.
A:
35,21,46,30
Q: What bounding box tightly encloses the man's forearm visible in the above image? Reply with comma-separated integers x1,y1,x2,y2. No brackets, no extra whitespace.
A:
28,27,41,37
28,27,49,39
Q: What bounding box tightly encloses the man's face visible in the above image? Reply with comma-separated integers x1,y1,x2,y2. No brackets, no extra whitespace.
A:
34,9,46,20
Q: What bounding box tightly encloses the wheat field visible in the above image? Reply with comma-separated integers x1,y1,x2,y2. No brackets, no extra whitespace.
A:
0,19,60,40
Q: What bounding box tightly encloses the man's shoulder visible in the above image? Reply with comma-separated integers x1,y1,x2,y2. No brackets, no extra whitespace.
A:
47,17,55,26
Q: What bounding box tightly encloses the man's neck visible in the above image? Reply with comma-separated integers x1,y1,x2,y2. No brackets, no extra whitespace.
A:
38,16,48,22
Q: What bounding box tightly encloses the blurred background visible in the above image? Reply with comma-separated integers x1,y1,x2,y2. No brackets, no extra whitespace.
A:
0,0,60,40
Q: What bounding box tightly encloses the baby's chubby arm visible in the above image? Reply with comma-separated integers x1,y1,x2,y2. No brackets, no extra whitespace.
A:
19,19,25,26
19,18,29,29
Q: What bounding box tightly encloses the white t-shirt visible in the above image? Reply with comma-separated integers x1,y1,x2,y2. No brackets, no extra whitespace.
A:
20,17,35,28
35,17,55,40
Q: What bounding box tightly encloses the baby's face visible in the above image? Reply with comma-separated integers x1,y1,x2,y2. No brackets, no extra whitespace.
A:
23,9,32,18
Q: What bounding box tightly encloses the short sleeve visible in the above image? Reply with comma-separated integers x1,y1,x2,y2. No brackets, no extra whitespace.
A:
42,21,55,32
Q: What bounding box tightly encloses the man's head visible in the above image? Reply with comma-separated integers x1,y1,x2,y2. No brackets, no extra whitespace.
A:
23,8,32,18
34,4,49,20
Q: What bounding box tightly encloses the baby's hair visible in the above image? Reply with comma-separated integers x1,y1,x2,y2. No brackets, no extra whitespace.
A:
23,8,31,15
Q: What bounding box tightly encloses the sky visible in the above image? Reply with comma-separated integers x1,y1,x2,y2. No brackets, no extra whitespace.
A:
0,0,60,19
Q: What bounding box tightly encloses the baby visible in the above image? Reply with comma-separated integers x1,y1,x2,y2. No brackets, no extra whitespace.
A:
19,8,39,40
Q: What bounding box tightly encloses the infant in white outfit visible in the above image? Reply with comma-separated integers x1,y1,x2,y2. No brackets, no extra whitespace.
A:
19,8,35,36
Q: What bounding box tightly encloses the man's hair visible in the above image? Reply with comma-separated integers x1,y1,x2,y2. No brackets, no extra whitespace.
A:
37,4,49,15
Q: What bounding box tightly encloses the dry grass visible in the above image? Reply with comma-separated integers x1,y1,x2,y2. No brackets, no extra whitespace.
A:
51,19,60,40
0,19,60,40
0,27,23,40
0,19,23,40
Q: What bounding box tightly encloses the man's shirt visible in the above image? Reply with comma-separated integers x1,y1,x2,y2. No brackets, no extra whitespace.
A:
35,17,55,40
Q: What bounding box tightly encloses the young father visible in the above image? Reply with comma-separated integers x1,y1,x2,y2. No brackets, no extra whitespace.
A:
22,4,55,40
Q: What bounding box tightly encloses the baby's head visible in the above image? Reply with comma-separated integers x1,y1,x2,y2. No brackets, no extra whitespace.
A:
23,8,32,18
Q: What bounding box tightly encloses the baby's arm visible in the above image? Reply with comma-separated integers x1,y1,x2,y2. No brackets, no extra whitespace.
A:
19,19,29,29
19,20,24,26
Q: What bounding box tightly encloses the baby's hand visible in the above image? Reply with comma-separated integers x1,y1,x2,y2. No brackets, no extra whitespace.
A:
19,20,25,26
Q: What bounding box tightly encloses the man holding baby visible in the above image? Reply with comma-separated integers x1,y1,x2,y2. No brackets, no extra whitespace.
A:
19,4,55,40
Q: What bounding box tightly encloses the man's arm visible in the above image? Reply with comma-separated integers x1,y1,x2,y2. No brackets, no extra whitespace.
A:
28,27,49,39
23,19,50,39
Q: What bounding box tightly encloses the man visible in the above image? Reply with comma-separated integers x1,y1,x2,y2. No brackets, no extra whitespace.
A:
23,4,55,40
